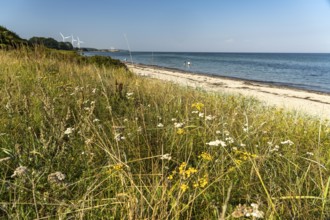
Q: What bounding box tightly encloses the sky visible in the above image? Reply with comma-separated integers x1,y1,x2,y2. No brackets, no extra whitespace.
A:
1,0,330,52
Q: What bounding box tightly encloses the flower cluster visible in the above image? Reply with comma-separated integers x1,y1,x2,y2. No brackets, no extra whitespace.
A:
191,102,204,111
231,203,264,219
48,171,66,186
207,139,226,147
198,152,213,161
11,166,28,178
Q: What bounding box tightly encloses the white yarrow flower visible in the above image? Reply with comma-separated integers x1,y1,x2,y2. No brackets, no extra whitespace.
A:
281,140,294,145
93,118,100,123
157,123,164,128
207,140,226,147
64,127,74,135
205,115,215,121
160,153,172,160
174,122,184,128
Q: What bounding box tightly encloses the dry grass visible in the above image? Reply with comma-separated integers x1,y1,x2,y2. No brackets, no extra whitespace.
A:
0,47,329,219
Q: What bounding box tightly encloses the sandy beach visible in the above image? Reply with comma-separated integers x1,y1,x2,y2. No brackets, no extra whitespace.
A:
127,63,330,119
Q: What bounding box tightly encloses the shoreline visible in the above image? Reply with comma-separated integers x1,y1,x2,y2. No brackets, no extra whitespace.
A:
127,63,330,119
126,62,330,95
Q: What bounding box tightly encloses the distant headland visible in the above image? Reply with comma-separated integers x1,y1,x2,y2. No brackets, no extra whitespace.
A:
0,25,126,52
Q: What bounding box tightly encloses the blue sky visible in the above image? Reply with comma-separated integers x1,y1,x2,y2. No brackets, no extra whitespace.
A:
1,0,330,52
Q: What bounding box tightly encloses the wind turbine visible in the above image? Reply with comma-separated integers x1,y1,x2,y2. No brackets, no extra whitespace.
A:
71,35,77,47
60,32,70,42
77,37,84,49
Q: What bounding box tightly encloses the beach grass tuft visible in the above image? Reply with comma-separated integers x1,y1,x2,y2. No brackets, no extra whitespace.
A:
0,47,329,219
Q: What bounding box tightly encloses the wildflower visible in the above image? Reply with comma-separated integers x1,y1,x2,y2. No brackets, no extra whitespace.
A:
114,133,125,141
234,159,243,166
198,175,208,188
281,140,294,146
180,184,189,192
199,152,212,161
306,152,314,156
232,203,264,219
249,203,264,218
216,130,221,134
48,171,66,185
225,137,234,144
231,204,252,218
240,143,246,147
157,123,164,128
270,145,280,152
198,112,204,118
64,127,74,135
160,153,172,160
185,167,198,177
178,162,187,175
113,164,124,171
235,150,257,160
93,118,100,123
192,102,204,111
177,128,185,135
11,166,28,178
207,140,226,147
171,118,177,122
174,122,184,128
126,92,134,98
167,175,174,180
205,115,215,121
92,88,97,93
191,111,199,114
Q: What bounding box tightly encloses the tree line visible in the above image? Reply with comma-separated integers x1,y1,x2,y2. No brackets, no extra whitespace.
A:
0,25,73,50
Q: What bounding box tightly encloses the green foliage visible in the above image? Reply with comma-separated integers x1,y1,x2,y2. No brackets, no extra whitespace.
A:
0,25,27,48
79,55,128,69
0,48,329,219
29,37,73,50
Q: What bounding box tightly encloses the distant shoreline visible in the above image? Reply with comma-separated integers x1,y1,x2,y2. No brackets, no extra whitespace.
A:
125,62,330,96
127,63,330,119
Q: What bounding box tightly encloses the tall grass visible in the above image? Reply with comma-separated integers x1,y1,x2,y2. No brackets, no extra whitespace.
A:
0,47,329,219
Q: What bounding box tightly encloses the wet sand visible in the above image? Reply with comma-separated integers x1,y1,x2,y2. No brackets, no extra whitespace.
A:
127,63,330,119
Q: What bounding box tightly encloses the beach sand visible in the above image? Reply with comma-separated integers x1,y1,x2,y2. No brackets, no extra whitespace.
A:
127,63,330,119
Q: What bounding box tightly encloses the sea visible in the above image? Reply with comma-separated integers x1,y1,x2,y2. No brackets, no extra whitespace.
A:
85,51,330,94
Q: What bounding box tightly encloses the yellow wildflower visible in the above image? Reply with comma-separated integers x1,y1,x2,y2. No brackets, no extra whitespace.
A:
179,162,187,175
113,164,124,171
168,175,174,180
199,152,213,161
192,102,204,111
185,167,198,178
234,150,257,161
198,176,208,188
180,184,189,192
177,128,185,135
234,159,243,166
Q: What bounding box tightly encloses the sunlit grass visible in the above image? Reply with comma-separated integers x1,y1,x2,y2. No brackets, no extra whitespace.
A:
0,47,329,219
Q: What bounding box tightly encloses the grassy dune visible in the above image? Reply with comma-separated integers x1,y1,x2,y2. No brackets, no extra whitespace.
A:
0,48,329,219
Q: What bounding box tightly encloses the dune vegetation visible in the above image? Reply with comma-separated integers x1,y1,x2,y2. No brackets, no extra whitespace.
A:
0,47,329,219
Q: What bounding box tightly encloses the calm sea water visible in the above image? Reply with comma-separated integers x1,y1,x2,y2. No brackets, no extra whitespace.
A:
85,51,330,93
